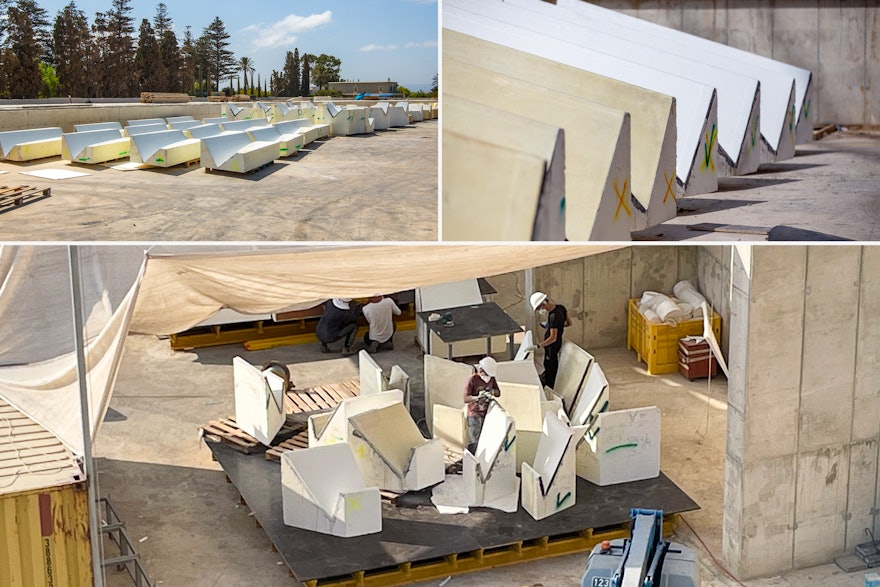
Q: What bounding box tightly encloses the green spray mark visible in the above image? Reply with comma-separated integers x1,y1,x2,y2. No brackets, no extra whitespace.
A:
503,434,516,452
605,443,639,454
803,98,811,120
556,491,571,509
750,114,760,149
155,157,164,163
78,157,90,162
701,124,717,172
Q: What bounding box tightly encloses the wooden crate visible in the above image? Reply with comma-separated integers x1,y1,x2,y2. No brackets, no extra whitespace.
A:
627,298,721,375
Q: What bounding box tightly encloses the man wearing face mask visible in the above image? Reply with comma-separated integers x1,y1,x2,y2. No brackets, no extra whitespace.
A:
530,291,572,388
463,356,501,454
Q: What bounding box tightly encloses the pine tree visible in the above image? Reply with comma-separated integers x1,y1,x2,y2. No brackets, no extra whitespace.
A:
283,48,299,97
53,1,93,97
3,0,51,98
200,17,236,95
180,26,195,94
134,18,160,92
300,53,312,97
95,0,136,97
153,3,180,92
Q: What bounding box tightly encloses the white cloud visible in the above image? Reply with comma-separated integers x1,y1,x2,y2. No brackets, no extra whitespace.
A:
244,11,333,49
404,41,438,49
360,44,399,52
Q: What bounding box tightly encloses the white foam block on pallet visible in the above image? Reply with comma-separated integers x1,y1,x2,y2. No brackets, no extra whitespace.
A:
73,121,122,133
126,117,166,127
232,356,285,446
570,363,610,430
247,125,301,157
124,123,170,137
309,389,404,447
130,129,199,166
281,443,382,537
576,406,660,486
221,119,263,133
0,127,62,159
464,403,519,507
187,124,224,139
62,129,127,161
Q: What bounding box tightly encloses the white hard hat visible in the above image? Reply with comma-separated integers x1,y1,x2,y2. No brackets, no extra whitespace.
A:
332,298,352,310
477,356,498,378
529,291,548,311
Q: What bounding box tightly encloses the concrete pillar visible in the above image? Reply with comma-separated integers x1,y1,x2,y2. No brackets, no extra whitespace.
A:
724,245,880,579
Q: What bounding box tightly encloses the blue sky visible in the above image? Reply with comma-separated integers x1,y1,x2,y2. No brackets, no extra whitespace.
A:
36,0,439,90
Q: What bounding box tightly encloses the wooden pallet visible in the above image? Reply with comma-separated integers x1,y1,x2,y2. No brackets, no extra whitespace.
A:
285,380,360,415
201,417,304,455
0,185,51,212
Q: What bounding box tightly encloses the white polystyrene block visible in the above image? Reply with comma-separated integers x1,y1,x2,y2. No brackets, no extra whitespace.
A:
358,350,387,396
0,127,62,160
124,123,168,137
221,119,263,133
129,130,200,167
169,120,202,131
73,121,122,133
423,354,474,435
496,381,562,432
309,389,404,447
570,363,610,430
514,331,535,362
521,412,586,520
165,115,195,124
62,129,125,161
433,404,467,451
126,118,166,127
201,132,279,172
369,106,391,130
233,356,285,446
416,279,484,357
202,116,228,125
463,404,518,506
281,443,382,537
348,400,446,491
576,406,660,486
496,360,541,387
388,104,409,127
187,124,224,139
554,342,595,413
388,365,410,410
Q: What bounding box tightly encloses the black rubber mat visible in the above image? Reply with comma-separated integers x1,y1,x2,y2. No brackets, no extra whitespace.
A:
210,442,699,582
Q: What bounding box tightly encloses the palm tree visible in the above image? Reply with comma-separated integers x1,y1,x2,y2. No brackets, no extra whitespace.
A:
239,56,254,93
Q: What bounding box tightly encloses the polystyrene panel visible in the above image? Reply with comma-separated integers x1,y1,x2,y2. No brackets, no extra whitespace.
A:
445,57,634,240
416,279,482,312
514,331,535,362
201,132,279,172
444,96,567,241
169,120,202,131
130,129,199,166
423,355,474,435
445,33,677,227
73,121,122,133
485,0,763,173
576,406,660,486
5,137,62,161
547,0,811,147
0,127,62,159
126,118,166,127
247,125,302,157
388,105,409,127
309,390,404,447
369,106,391,130
464,404,518,505
554,342,594,413
165,116,195,124
233,356,285,446
358,351,387,396
202,117,228,125
570,363,610,430
221,119,263,133
187,124,224,139
495,360,542,387
443,7,719,197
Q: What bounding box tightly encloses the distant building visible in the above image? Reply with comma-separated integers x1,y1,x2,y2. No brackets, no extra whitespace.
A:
328,81,400,98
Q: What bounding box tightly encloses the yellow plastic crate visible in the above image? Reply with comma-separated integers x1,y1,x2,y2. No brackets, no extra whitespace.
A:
627,298,722,375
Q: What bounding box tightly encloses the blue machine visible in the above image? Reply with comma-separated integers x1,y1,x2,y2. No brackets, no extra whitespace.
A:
581,509,700,587
354,93,396,100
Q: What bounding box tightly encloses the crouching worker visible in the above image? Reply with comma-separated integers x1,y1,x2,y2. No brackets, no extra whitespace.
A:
362,294,401,352
463,356,501,454
316,298,358,356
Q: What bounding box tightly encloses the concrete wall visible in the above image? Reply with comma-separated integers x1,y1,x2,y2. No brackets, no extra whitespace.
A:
0,103,223,133
723,245,880,578
594,0,880,125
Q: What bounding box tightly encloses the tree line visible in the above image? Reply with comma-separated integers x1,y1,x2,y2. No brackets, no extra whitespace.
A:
0,0,343,99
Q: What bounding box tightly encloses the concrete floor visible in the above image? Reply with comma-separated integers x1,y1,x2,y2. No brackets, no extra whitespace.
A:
0,121,437,241
95,327,868,586
634,131,880,242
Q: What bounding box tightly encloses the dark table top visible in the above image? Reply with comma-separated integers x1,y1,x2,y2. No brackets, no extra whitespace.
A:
417,301,523,344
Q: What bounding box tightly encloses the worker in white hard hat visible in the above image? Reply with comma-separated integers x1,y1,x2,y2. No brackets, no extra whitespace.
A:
529,291,572,388
463,356,501,454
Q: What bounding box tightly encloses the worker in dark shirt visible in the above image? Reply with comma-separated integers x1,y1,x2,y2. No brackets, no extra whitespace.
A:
530,291,572,388
316,298,358,356
463,356,501,454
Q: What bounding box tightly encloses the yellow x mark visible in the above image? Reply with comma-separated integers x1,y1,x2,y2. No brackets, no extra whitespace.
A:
663,171,677,205
614,179,631,221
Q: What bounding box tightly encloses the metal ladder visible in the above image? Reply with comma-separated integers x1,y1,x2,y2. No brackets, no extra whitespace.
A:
98,497,155,587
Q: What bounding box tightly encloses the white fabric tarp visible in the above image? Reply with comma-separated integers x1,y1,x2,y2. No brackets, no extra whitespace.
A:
0,246,145,456
131,245,619,335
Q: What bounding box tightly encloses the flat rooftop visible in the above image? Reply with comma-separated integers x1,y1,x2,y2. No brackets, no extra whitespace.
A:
0,121,438,241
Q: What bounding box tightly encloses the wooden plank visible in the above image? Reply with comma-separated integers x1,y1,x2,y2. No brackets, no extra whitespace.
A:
284,392,313,414
688,222,771,235
0,185,51,213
